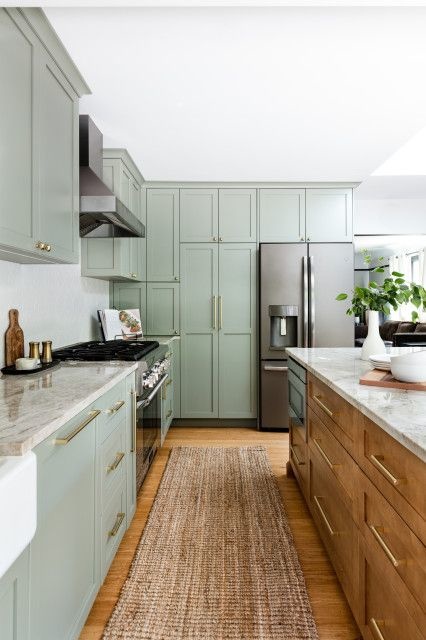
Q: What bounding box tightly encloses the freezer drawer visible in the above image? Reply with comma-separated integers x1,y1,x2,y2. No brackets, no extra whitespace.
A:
260,360,289,430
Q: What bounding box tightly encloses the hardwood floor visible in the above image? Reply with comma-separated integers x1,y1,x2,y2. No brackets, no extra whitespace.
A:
79,427,360,640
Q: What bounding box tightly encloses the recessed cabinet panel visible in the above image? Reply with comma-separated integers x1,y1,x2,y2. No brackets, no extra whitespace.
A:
180,189,218,242
147,189,179,281
0,548,29,640
181,333,218,418
112,282,147,336
218,189,257,242
259,189,306,242
306,188,353,242
146,283,180,336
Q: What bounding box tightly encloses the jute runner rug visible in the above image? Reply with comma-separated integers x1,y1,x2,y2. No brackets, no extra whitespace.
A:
102,446,319,640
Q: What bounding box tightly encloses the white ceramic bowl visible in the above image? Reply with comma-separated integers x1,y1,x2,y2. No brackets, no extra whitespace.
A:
390,351,426,383
15,358,38,371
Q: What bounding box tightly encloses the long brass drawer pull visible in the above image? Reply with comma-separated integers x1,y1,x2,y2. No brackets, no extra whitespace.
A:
290,444,305,466
109,512,125,538
313,438,339,470
313,394,333,417
107,452,125,473
369,525,402,568
55,409,100,445
313,495,338,536
131,390,137,453
213,295,217,330
369,454,404,486
166,409,173,419
219,295,223,329
369,618,386,640
105,400,125,415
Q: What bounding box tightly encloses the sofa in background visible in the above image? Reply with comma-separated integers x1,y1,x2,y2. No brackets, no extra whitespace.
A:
355,321,426,347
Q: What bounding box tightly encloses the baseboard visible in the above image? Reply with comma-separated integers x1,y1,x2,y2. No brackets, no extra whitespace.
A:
172,419,258,428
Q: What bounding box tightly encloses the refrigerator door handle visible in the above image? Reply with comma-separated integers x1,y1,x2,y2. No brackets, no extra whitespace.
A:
303,256,309,347
263,365,288,372
309,255,315,347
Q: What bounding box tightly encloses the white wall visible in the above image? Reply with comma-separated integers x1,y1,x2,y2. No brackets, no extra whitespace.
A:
0,261,109,366
354,198,426,235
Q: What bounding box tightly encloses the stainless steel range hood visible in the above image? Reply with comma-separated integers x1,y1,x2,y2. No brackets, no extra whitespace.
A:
79,115,145,238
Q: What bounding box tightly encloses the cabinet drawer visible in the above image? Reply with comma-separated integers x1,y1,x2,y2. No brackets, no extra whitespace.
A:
308,374,356,453
359,470,426,616
100,418,127,508
101,482,126,581
308,405,358,519
309,446,358,608
95,379,127,443
358,416,426,543
359,538,425,640
290,418,309,498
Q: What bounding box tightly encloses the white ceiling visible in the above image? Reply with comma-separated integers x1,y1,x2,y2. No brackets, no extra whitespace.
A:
45,6,426,182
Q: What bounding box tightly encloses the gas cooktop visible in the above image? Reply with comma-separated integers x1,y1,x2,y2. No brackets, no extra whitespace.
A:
53,340,160,362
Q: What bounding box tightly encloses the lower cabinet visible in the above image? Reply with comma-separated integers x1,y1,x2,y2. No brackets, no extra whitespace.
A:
0,547,29,640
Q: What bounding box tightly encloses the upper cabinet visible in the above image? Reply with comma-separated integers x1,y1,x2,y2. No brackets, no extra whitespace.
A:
0,8,90,264
218,189,256,242
305,188,353,242
146,189,180,282
82,149,145,281
259,189,306,242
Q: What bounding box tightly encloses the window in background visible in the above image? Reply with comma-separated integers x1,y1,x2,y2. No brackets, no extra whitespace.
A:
411,253,420,284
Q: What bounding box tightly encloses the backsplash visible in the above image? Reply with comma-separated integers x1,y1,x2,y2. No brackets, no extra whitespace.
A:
0,261,109,366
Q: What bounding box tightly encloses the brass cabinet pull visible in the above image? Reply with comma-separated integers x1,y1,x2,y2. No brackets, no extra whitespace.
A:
35,241,45,250
55,409,100,445
369,525,402,568
219,295,223,329
166,409,173,418
313,394,333,417
369,618,386,640
369,454,404,486
45,244,51,252
219,236,223,242
313,438,339,470
107,452,125,473
109,512,125,537
213,295,217,330
131,390,137,453
105,400,125,415
212,236,217,242
290,444,305,466
313,495,338,536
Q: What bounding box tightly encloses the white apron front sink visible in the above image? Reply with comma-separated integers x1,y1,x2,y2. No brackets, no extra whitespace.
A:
0,451,37,579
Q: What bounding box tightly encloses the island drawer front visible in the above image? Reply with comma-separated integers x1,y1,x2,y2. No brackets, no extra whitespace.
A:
308,404,358,519
358,538,425,640
100,417,127,507
95,380,127,444
358,416,426,542
288,357,307,384
307,374,356,453
290,418,309,498
309,447,358,609
358,470,426,616
101,481,127,581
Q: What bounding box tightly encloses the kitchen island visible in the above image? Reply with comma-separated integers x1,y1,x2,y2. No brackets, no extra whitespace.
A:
286,347,426,640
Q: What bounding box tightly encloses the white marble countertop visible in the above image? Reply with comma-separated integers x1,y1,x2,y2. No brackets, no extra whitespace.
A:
286,347,426,463
0,362,138,456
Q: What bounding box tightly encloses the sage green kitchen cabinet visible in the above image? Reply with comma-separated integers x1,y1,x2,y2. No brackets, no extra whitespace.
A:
146,283,180,336
218,244,257,418
218,189,257,242
180,189,218,242
0,548,30,640
0,8,89,265
146,188,179,281
82,149,145,281
161,362,174,444
180,244,219,418
170,338,181,419
125,375,137,524
259,188,306,242
112,282,147,334
305,188,353,242
29,406,100,640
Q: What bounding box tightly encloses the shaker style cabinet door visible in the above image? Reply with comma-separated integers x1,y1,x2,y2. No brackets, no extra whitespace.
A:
112,282,147,336
146,189,179,281
180,189,218,242
218,244,257,417
259,189,306,243
146,283,180,336
218,189,257,242
305,188,353,242
180,244,219,418
0,548,30,640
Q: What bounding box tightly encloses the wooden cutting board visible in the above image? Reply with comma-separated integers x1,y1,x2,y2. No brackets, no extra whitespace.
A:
360,368,426,391
4,309,24,367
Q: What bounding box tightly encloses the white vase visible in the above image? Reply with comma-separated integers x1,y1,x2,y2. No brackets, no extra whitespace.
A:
361,310,386,361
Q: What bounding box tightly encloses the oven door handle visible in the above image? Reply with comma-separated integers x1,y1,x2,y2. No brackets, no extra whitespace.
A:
137,373,169,409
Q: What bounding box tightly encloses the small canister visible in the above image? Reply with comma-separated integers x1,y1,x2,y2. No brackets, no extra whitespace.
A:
29,341,41,365
41,340,53,364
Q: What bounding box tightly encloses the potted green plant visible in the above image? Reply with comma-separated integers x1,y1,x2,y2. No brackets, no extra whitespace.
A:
336,251,426,360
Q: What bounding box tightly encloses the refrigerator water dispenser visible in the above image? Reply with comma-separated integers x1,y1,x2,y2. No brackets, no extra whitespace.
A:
269,305,298,350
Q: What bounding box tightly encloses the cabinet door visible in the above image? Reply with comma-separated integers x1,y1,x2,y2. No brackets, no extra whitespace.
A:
146,189,179,281
218,189,257,242
0,9,37,257
146,283,180,336
125,375,137,525
30,408,99,640
180,244,219,418
259,188,305,242
170,338,181,419
218,244,257,417
112,282,147,336
180,189,218,242
0,548,29,640
306,188,353,242
36,51,79,263
81,237,139,281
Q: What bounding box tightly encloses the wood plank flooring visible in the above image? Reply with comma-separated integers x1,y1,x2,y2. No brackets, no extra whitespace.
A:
79,427,360,640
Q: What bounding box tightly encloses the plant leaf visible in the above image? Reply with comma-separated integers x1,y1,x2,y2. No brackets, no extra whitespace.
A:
336,293,348,301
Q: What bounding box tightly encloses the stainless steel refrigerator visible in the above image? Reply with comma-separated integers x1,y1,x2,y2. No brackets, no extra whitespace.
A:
259,242,354,430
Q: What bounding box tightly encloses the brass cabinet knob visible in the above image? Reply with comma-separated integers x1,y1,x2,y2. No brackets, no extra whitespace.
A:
174,276,179,281
35,241,45,250
306,237,311,242
300,237,304,242
212,237,217,242
219,237,223,242
174,330,179,335
45,244,51,252
130,273,137,279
